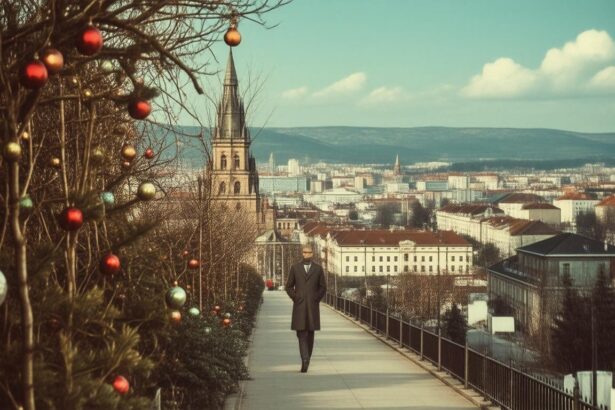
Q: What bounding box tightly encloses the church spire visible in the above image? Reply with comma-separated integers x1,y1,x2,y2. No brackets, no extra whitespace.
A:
394,154,401,175
215,49,248,140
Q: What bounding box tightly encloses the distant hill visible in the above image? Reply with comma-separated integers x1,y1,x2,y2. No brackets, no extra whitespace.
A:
167,126,615,167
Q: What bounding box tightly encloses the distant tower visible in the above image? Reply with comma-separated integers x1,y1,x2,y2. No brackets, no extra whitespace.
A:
268,152,276,174
394,154,401,176
288,158,300,176
207,50,270,232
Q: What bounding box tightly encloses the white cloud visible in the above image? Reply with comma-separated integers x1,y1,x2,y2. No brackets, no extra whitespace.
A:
281,86,309,100
358,86,405,106
313,72,366,97
590,66,615,89
462,29,615,99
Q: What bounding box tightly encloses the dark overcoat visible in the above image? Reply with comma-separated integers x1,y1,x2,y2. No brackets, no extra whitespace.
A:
285,261,327,331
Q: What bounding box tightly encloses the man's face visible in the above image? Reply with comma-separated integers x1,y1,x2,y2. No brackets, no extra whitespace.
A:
302,249,313,262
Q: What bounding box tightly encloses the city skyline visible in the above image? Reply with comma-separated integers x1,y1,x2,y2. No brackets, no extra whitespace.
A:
175,0,615,133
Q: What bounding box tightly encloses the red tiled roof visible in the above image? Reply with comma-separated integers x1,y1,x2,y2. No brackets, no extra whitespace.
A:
331,229,471,247
556,192,594,200
498,193,545,204
597,195,615,207
521,203,560,210
482,216,559,236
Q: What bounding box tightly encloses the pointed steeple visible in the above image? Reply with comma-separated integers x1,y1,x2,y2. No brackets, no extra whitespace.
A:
215,49,248,140
394,154,401,175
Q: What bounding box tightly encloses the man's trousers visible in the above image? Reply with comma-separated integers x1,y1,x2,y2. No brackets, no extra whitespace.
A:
296,330,315,361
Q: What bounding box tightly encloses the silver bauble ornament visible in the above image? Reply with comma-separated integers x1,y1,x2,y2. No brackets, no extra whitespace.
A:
101,60,114,73
0,270,7,306
165,286,187,309
188,307,200,317
204,326,212,335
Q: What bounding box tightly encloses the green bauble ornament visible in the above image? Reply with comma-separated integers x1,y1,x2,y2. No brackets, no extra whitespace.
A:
100,60,114,73
19,195,34,211
137,182,156,201
188,307,200,317
0,270,7,306
101,191,115,206
165,286,187,309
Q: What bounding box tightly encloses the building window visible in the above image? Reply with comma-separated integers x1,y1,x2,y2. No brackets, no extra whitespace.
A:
452,256,456,262
372,256,375,262
404,265,408,272
414,256,417,262
354,256,358,262
233,154,240,169
346,256,349,262
394,266,398,272
372,266,376,272
234,181,240,194
346,266,349,273
459,256,463,262
387,256,390,262
429,256,433,262
451,265,455,272
379,266,383,272
394,256,398,262
466,265,469,273
421,266,425,272
459,265,463,272
387,266,390,272
221,155,227,170
218,182,226,194
429,266,433,272
421,256,425,262
380,256,383,262
404,254,409,261
563,263,570,276
413,265,417,272
354,266,357,272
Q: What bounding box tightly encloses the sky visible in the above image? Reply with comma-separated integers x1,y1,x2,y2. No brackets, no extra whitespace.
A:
177,0,615,132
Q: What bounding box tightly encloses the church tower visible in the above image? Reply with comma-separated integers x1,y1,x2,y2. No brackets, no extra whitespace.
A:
209,50,271,232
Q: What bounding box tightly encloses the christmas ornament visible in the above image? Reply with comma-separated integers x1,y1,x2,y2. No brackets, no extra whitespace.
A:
101,192,115,206
112,375,130,395
19,195,34,211
71,77,79,85
224,26,241,47
188,259,199,269
21,132,30,141
144,148,154,159
0,270,7,306
83,89,93,98
121,160,132,169
91,148,105,164
3,142,22,161
182,250,189,257
100,253,121,275
204,326,212,335
77,25,103,56
224,312,231,319
214,305,221,313
169,310,182,324
222,318,231,327
121,144,137,161
21,60,48,89
40,48,64,74
166,287,187,309
128,99,151,120
58,207,83,231
188,307,200,317
50,157,61,168
137,182,156,201
100,60,114,73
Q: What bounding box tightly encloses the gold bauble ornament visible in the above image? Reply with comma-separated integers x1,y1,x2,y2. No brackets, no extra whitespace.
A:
3,142,22,161
121,144,137,161
83,89,92,98
91,148,104,164
21,131,30,141
224,26,241,47
137,182,156,201
50,157,61,168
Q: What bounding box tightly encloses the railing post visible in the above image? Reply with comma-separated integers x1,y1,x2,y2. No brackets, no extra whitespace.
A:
399,318,403,348
437,328,442,371
482,347,487,399
573,376,580,410
385,308,389,340
464,340,469,389
370,303,373,329
509,359,513,409
420,323,424,361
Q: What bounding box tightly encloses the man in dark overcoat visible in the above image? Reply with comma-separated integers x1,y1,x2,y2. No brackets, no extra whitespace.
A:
285,245,327,373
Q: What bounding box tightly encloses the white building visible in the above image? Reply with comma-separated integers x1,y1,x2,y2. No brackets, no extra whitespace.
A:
552,192,599,229
287,158,301,176
474,174,499,190
448,174,470,189
304,187,363,207
515,203,561,226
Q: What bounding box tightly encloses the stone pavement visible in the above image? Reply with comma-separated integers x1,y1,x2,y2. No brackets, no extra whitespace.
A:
235,291,478,409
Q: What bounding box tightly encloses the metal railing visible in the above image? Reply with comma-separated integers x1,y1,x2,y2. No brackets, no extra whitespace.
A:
325,294,607,410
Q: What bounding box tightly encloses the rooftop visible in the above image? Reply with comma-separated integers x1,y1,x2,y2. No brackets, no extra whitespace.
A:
330,229,471,247
517,232,615,255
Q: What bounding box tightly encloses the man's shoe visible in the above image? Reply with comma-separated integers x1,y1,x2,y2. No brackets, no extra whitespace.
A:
301,360,309,373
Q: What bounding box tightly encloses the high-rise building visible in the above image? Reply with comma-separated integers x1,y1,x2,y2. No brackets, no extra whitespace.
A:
288,158,301,176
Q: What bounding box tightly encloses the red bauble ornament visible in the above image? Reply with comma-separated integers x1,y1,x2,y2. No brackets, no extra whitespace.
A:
224,27,241,47
21,60,48,89
59,207,83,231
169,310,182,325
40,48,64,74
144,148,154,159
77,25,103,56
188,259,199,269
112,375,130,395
100,253,121,275
214,305,221,312
128,99,151,120
222,318,231,327
182,250,189,257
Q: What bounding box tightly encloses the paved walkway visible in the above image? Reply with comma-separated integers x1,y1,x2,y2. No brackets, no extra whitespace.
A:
239,291,477,409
